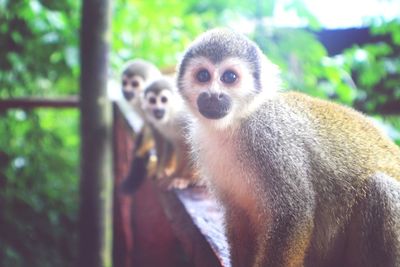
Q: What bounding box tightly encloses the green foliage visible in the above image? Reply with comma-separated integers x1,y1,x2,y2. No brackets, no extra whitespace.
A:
339,19,400,116
0,0,80,265
111,0,205,70
329,18,400,142
0,109,79,267
0,0,80,98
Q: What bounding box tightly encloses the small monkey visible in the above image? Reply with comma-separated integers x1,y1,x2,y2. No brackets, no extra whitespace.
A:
121,59,162,117
142,77,197,188
119,59,164,193
177,28,400,267
120,59,164,154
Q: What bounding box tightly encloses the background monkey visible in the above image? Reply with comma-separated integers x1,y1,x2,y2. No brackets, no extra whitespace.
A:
120,59,163,155
177,28,400,267
121,58,162,117
119,59,165,193
142,77,197,189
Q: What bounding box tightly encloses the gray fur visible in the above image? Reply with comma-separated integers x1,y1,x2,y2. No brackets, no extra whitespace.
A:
340,173,400,267
144,78,173,96
177,28,262,92
238,97,400,266
122,59,160,80
237,98,316,266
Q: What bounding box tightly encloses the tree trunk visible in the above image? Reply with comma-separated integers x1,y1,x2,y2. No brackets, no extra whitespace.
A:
78,0,113,266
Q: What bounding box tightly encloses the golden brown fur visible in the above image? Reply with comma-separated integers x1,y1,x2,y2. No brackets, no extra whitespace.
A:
285,92,400,180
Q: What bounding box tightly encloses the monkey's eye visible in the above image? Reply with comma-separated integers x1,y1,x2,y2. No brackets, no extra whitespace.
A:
221,70,238,84
161,96,168,103
149,97,157,104
131,80,139,87
196,69,211,83
122,80,127,86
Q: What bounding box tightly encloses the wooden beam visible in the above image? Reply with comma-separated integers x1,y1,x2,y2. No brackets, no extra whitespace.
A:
158,188,228,267
78,0,113,266
0,97,79,110
112,106,135,267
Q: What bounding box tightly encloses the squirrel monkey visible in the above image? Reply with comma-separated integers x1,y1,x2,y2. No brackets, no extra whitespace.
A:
141,77,198,189
119,59,164,193
177,28,400,267
121,58,162,116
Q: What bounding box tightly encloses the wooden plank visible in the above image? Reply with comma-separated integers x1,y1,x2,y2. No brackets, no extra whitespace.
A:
175,188,231,267
0,97,79,110
113,104,192,267
131,179,190,267
112,106,135,267
158,187,229,267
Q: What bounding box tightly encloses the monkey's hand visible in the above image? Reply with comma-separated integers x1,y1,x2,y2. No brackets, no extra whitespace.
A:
155,169,169,180
156,175,192,190
168,177,192,190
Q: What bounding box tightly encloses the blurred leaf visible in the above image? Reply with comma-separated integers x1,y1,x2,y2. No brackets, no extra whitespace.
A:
285,0,321,30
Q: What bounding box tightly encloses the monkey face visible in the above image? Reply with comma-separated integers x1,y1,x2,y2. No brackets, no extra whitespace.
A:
142,89,174,124
121,75,145,105
178,56,258,128
177,29,281,129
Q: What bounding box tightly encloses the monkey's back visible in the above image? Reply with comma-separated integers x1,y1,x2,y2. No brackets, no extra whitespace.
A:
237,91,400,266
280,91,400,181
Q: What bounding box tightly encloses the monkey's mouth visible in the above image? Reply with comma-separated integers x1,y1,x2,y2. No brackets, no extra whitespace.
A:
197,92,232,120
153,109,165,120
123,90,135,100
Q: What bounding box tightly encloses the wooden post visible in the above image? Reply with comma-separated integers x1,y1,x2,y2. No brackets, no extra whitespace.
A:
112,106,135,267
78,0,113,266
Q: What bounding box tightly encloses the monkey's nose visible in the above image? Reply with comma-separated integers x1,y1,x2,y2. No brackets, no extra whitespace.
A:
197,92,232,119
153,108,165,120
123,90,135,100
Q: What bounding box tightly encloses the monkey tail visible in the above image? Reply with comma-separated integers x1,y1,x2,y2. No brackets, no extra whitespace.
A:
119,129,151,194
119,152,150,194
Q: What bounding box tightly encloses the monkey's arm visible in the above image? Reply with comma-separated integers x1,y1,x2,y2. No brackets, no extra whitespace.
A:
171,142,190,177
226,174,315,267
153,128,174,179
160,142,193,189
227,116,317,266
135,125,155,156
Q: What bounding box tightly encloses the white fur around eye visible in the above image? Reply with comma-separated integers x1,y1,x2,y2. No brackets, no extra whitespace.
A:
127,75,144,91
146,91,157,100
179,58,214,114
141,92,157,111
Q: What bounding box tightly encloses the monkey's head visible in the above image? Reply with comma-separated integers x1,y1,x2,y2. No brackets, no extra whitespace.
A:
142,78,181,125
121,59,162,107
177,28,280,129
